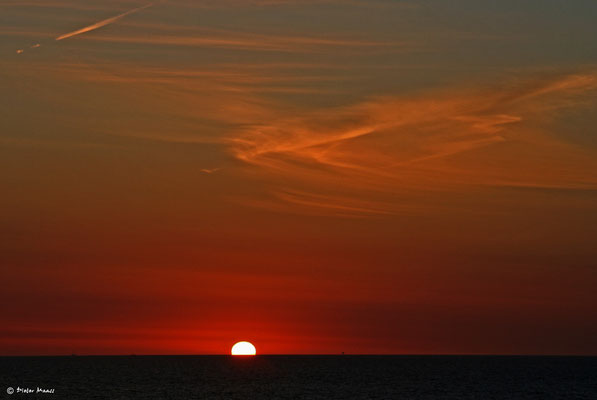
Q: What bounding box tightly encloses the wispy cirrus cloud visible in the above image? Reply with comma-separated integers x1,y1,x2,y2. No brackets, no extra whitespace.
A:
55,3,152,41
75,20,411,53
5,0,414,56
228,71,597,216
13,60,594,217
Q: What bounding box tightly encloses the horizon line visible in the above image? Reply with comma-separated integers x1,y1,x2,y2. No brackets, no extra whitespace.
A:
2,353,596,357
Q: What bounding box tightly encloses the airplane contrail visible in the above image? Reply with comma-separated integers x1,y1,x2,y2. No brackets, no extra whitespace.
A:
56,3,152,41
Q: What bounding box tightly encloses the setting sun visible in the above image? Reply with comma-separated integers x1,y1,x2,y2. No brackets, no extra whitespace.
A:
231,341,256,356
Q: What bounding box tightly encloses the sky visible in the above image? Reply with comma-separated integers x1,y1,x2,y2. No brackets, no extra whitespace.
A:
1,0,597,355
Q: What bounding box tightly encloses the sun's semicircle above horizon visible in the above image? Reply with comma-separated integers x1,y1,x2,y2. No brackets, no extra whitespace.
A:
231,341,257,356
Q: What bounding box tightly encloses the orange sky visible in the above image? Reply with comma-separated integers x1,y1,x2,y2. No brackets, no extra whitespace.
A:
1,0,597,355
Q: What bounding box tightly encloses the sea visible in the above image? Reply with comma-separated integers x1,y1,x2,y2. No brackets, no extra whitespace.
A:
1,355,596,399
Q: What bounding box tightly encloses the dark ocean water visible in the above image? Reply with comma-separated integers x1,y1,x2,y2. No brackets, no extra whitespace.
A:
1,355,596,399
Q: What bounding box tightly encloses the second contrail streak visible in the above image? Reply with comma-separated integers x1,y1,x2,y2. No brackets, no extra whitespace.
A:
56,3,152,41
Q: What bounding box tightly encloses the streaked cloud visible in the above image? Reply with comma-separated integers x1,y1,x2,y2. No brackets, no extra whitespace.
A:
229,72,597,215
78,26,410,53
200,168,221,174
55,3,152,41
